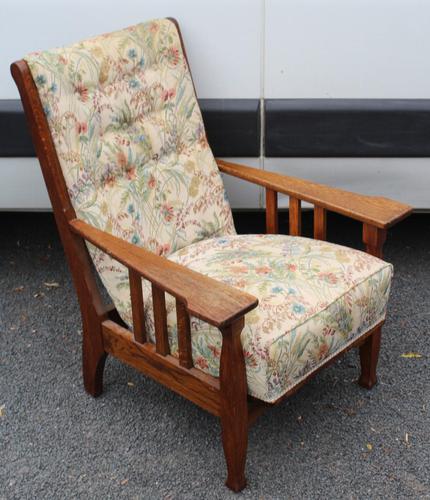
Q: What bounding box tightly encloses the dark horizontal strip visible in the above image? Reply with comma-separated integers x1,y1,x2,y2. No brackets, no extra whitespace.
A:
0,98,260,158
200,99,260,157
265,99,430,157
0,100,35,157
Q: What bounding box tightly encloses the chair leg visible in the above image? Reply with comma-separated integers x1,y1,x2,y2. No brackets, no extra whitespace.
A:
221,410,248,492
220,319,248,492
358,325,382,390
82,318,107,397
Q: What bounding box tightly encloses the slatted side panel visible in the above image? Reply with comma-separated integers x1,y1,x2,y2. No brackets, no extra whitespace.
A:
128,270,195,367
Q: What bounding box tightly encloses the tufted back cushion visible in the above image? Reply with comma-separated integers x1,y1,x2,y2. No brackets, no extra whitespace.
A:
25,19,235,322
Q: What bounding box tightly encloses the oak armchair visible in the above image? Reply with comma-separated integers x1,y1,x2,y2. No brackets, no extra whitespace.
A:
12,18,412,492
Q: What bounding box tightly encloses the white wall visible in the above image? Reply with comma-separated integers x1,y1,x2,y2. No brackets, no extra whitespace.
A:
1,0,430,210
265,0,430,99
1,0,262,99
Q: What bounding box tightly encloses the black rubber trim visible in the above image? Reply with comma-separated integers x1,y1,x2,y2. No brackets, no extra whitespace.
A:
265,99,430,157
0,98,260,158
0,100,35,157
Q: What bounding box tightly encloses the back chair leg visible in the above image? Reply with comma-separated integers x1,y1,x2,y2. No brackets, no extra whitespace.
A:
358,325,382,390
82,315,107,397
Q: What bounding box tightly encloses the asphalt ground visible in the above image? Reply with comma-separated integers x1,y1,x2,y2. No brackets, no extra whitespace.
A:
1,211,429,499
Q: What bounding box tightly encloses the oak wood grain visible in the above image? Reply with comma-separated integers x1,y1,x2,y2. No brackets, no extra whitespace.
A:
289,197,302,236
358,324,382,389
363,223,387,258
102,320,221,415
129,269,146,344
152,285,169,355
314,206,327,240
265,188,278,234
176,299,193,369
220,318,248,492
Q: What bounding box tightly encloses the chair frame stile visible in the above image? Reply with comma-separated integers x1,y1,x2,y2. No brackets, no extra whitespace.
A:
11,18,412,492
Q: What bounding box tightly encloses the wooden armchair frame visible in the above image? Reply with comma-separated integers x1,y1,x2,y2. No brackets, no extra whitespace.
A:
11,19,412,492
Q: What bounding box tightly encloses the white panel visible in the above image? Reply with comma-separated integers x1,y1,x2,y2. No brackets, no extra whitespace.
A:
0,158,50,210
1,0,261,99
221,158,262,209
265,0,430,98
264,158,430,209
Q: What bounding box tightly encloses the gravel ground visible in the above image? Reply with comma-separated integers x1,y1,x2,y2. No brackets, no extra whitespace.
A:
1,212,429,500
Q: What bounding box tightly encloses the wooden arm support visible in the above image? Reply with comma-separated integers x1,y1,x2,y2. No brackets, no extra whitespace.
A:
217,159,412,230
217,159,412,259
69,218,258,330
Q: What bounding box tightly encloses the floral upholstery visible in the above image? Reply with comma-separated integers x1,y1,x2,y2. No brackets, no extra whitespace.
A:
26,19,393,403
25,19,235,318
158,235,392,402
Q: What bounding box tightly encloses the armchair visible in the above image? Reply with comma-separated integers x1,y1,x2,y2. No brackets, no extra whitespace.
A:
11,18,412,492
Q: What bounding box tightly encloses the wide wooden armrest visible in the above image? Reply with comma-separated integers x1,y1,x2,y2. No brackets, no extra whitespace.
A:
69,218,258,329
217,159,412,229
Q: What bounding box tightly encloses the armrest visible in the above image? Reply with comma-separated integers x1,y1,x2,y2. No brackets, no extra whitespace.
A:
69,219,258,329
217,159,412,229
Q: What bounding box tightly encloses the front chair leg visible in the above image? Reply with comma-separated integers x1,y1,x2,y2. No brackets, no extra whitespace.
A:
358,325,382,389
220,318,248,492
359,223,386,390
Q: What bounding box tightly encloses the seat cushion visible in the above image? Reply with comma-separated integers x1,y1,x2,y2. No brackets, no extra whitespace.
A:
25,19,235,321
143,234,393,402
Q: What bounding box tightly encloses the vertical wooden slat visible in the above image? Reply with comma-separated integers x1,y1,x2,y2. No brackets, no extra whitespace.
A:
289,197,302,236
129,269,146,343
313,206,327,240
265,189,278,234
176,299,193,368
152,284,169,355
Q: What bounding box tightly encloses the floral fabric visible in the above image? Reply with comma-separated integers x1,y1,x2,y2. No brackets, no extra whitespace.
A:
146,234,392,402
25,19,235,320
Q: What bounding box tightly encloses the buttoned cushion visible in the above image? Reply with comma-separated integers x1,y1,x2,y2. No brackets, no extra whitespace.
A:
142,234,392,402
25,19,235,322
